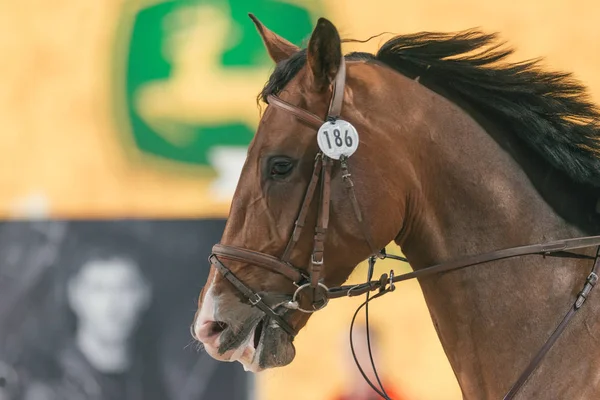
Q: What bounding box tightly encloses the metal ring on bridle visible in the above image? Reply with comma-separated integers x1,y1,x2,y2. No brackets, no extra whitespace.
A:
288,282,330,313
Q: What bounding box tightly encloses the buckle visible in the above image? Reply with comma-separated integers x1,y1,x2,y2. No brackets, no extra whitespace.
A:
249,293,262,306
575,271,599,309
588,272,598,285
311,255,324,266
389,270,396,292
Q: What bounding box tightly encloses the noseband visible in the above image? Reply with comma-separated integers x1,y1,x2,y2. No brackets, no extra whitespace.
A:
209,56,600,400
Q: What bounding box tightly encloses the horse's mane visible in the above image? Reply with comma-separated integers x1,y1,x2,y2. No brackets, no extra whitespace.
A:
260,30,600,187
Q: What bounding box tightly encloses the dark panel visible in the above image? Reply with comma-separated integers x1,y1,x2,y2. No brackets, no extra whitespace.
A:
0,220,249,400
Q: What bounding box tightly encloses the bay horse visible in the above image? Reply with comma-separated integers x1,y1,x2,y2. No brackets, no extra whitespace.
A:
193,14,600,399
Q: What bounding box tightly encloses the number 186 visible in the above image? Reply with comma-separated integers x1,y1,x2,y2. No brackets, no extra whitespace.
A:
323,128,353,149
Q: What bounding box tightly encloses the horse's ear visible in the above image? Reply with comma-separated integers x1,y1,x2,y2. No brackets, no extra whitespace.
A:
249,13,299,63
307,18,342,92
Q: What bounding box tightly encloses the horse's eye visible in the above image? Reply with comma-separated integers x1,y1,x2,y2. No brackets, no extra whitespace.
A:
269,158,294,179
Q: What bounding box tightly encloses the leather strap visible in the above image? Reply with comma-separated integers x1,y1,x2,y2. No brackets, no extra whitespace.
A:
327,235,600,298
310,156,332,289
210,254,297,337
266,95,324,129
281,154,323,262
502,246,600,399
327,57,346,119
340,156,382,258
266,55,346,127
393,235,600,284
212,244,307,284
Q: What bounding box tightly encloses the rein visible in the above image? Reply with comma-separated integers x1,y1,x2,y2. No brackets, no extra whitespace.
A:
210,55,600,399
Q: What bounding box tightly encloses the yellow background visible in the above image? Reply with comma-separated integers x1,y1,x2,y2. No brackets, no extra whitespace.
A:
1,0,599,399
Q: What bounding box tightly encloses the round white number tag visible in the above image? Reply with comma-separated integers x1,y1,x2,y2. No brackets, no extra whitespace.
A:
316,120,359,160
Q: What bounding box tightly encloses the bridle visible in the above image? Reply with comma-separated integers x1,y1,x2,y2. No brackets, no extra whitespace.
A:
209,55,600,399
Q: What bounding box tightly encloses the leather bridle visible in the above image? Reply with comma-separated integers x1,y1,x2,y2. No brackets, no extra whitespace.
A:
209,56,600,399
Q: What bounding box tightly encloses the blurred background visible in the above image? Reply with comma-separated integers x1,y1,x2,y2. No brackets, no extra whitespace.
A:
1,0,599,399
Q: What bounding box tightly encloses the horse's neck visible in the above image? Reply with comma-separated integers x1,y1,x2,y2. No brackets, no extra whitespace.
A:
391,87,600,398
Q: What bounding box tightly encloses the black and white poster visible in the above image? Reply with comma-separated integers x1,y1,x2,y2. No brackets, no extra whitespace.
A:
0,220,250,400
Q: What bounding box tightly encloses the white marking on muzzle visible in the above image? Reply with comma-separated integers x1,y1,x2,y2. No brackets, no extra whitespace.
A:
195,276,218,341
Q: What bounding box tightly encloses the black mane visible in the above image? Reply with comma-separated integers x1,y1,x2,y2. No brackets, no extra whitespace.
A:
260,30,600,188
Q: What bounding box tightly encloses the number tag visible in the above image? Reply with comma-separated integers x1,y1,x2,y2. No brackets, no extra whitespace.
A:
316,119,359,160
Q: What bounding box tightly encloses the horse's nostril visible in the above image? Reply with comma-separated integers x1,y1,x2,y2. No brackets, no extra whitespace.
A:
209,321,228,336
195,319,229,344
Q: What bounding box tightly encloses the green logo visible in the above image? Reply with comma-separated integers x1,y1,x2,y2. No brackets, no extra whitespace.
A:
115,0,317,195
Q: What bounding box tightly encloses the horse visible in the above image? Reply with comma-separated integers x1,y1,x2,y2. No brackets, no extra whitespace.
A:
192,14,600,399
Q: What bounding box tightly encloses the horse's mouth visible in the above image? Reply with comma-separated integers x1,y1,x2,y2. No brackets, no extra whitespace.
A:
212,314,295,372
253,319,264,349
251,316,296,371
